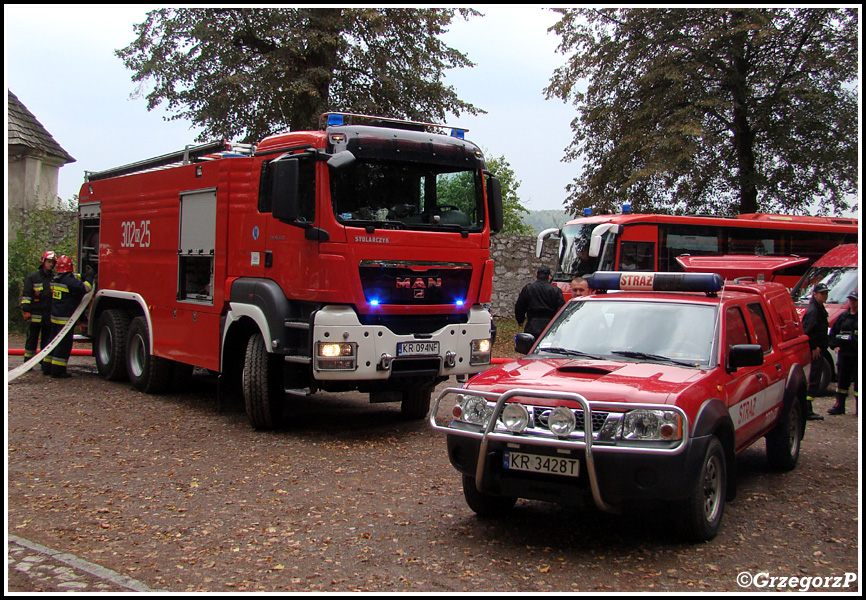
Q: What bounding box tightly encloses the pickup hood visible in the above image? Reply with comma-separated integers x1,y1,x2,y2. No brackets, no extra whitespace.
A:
466,357,706,406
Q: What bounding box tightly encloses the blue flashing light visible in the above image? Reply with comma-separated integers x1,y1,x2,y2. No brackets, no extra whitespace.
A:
622,203,631,214
369,299,380,306
587,271,723,294
327,114,344,127
455,299,465,306
584,208,592,216
450,128,465,139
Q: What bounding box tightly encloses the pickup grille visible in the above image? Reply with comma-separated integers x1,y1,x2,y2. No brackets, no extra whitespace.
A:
533,407,610,433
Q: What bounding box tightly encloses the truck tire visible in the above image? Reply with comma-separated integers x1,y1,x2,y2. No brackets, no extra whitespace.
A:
126,316,173,394
766,398,803,471
462,474,517,517
94,309,131,381
242,332,283,430
401,385,433,420
676,436,726,542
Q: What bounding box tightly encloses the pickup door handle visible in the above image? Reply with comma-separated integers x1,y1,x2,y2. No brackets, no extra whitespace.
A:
776,363,782,371
756,373,764,381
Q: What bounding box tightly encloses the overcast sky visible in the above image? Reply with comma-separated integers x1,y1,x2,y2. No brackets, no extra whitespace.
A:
5,5,579,212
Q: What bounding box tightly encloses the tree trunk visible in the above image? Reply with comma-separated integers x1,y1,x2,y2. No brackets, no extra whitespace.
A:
729,11,759,215
289,8,344,131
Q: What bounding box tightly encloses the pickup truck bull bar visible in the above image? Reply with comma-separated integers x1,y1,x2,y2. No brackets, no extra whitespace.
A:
429,387,691,514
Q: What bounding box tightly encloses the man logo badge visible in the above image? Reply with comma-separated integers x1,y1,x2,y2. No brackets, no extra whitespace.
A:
397,277,441,299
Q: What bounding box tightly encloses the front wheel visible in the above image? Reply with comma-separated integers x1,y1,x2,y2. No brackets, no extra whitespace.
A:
462,474,517,517
676,437,726,542
242,332,284,430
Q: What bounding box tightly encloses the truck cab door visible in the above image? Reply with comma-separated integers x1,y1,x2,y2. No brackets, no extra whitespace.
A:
722,305,768,450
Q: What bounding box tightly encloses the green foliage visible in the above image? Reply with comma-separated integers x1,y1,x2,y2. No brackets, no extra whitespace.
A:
117,8,485,143
546,8,859,216
484,153,534,235
7,202,78,329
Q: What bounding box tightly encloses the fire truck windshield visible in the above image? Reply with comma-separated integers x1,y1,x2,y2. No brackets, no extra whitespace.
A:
330,160,485,232
790,266,858,306
556,224,616,280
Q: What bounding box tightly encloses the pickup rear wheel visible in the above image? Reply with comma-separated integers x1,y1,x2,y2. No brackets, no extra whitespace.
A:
462,474,517,517
126,316,173,394
766,399,803,471
676,436,726,542
242,332,283,430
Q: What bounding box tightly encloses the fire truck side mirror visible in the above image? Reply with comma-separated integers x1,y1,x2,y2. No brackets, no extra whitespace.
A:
271,159,299,222
487,176,503,234
327,150,356,170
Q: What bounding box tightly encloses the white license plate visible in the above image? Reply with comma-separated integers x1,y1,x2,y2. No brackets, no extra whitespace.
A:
504,451,580,477
397,341,440,356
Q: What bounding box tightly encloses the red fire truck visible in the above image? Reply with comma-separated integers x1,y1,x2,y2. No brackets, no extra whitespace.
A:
77,113,503,429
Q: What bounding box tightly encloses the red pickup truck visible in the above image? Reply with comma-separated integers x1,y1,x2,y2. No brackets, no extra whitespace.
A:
430,272,812,542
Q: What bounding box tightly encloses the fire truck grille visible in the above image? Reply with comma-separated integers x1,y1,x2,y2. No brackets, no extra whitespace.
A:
359,261,472,306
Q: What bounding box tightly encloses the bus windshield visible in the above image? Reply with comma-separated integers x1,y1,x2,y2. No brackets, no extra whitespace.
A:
330,160,484,232
790,267,859,305
556,224,616,280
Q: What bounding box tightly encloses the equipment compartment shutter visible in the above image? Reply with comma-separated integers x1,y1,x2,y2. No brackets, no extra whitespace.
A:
179,190,217,254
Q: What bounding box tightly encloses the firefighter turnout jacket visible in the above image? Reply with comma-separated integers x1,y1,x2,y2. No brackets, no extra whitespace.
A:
50,272,92,327
21,269,54,322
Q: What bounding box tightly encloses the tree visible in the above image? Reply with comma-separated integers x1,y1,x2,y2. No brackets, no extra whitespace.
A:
546,8,859,216
117,8,484,143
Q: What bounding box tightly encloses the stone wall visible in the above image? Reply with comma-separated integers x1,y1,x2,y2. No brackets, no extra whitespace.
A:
489,234,559,318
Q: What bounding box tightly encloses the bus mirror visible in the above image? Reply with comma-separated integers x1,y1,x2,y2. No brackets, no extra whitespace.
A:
536,228,560,258
589,224,620,257
327,150,355,170
271,158,299,222
487,176,503,234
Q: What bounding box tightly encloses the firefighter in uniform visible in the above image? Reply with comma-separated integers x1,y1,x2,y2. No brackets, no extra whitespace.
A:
515,266,565,338
21,251,57,374
47,255,92,378
802,282,829,421
828,290,858,415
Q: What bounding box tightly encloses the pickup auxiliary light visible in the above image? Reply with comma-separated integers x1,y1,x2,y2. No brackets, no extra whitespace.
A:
587,271,724,294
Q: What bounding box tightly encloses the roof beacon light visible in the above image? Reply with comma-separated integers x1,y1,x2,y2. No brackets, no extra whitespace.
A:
327,114,344,127
584,208,592,216
450,128,465,139
587,271,724,294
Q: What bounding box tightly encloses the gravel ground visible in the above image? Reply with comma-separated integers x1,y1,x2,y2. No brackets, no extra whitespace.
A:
6,331,861,593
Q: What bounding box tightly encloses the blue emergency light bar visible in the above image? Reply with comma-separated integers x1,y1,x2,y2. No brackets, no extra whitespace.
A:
327,114,344,126
587,272,724,294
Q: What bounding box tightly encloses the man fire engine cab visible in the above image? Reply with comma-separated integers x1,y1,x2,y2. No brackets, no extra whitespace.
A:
431,271,811,542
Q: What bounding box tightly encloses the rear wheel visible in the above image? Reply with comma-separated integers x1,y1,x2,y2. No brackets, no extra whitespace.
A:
94,309,131,381
242,332,284,430
126,316,173,394
676,436,726,542
766,399,803,471
462,474,517,517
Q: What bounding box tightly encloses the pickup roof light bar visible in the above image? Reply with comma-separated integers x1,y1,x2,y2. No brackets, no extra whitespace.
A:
587,272,724,294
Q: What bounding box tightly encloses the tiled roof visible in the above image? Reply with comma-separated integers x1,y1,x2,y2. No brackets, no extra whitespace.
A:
8,90,76,164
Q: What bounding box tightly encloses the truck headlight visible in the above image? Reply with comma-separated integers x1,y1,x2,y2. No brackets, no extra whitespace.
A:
470,338,492,365
315,342,358,371
453,394,494,427
501,403,530,433
622,410,682,441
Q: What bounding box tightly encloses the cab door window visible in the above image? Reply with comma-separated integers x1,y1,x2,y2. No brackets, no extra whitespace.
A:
725,306,751,348
746,302,772,353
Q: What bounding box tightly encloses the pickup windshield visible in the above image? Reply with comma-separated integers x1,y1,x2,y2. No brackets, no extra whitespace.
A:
536,299,717,367
330,160,484,232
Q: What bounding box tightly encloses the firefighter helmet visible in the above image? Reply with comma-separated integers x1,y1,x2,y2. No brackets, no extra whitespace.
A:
56,255,73,273
41,251,57,265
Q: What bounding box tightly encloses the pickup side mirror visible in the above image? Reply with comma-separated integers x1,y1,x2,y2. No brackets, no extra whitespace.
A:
727,344,764,372
486,176,503,234
515,332,535,355
271,158,299,222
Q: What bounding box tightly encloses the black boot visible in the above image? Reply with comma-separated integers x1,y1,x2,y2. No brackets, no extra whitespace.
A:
828,393,846,415
806,399,825,421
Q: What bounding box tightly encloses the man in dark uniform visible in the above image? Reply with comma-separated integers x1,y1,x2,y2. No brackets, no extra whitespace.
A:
515,266,565,338
802,282,829,421
47,255,92,378
20,251,56,374
828,290,858,415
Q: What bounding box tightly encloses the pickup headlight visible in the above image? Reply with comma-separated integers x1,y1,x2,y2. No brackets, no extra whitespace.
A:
453,394,494,427
622,409,682,441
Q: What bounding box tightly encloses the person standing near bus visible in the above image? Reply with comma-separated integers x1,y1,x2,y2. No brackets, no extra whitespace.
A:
828,290,858,415
802,283,829,421
515,266,565,338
